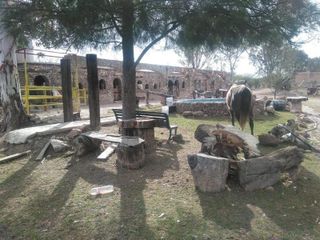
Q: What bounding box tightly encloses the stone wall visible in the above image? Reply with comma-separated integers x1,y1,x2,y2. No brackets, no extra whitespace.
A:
176,102,229,117
18,55,230,104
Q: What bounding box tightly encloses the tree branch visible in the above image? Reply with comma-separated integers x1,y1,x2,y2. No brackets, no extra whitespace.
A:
134,22,179,68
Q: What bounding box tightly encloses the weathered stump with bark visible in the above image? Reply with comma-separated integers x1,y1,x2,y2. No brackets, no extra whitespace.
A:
116,141,145,169
118,118,156,154
188,153,229,192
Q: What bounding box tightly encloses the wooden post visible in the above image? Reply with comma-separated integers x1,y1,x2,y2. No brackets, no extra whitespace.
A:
86,54,100,130
61,59,73,122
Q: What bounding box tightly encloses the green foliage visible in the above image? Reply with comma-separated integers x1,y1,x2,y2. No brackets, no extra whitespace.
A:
249,42,310,96
307,57,320,72
3,0,319,55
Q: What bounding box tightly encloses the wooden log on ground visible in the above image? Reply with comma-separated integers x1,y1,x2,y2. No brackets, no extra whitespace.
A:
187,153,229,193
237,146,303,191
0,150,31,164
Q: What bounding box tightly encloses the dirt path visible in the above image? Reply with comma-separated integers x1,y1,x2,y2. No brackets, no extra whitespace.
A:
302,104,320,150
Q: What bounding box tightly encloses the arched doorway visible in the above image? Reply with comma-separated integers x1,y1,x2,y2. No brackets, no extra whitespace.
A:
34,75,49,86
113,78,122,101
137,80,143,89
174,80,180,97
182,81,185,89
168,80,174,95
145,84,149,90
153,83,158,89
99,79,106,90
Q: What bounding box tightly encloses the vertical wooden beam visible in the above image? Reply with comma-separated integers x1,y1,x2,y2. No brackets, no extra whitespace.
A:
86,54,100,130
61,59,73,122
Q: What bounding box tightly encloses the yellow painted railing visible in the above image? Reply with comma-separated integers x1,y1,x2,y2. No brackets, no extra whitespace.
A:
21,86,88,114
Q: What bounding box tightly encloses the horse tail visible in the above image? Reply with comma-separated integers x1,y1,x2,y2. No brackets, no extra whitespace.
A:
238,88,252,130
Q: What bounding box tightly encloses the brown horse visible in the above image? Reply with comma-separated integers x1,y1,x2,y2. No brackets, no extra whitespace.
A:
226,84,254,135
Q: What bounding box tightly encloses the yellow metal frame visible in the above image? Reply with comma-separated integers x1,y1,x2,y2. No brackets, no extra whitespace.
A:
21,86,87,112
20,48,87,114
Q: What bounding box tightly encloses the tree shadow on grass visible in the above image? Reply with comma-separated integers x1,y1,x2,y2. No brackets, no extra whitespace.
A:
0,151,41,210
196,165,320,238
7,142,182,239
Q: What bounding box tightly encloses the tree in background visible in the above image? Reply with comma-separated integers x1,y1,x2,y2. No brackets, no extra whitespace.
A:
250,42,310,97
2,0,319,130
217,45,247,82
176,45,215,70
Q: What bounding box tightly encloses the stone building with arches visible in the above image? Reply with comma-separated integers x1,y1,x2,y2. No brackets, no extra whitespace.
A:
17,55,230,104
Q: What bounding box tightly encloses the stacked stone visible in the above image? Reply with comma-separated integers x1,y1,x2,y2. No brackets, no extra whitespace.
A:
176,102,229,118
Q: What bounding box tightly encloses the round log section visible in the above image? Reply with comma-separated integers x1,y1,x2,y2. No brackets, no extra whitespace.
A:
116,137,145,169
118,118,156,154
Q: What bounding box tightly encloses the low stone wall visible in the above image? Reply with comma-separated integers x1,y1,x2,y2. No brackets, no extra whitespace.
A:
176,99,268,118
176,102,229,117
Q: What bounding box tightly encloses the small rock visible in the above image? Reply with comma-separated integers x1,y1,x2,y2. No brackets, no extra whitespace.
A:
182,111,193,118
265,186,274,191
193,111,204,118
258,134,282,146
67,128,83,140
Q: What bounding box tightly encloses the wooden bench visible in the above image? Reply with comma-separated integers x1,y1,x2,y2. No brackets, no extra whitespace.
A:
112,109,178,140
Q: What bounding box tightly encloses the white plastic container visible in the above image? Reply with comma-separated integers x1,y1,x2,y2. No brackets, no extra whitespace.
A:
161,106,169,115
90,185,114,196
166,97,174,106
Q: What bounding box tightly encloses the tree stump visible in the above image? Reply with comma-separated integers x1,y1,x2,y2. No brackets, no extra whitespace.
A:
116,142,145,169
118,118,156,154
188,153,229,192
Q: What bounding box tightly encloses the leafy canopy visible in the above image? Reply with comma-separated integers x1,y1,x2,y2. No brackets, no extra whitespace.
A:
3,0,319,61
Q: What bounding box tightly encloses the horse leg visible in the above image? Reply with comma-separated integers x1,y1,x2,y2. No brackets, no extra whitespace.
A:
230,110,235,126
249,112,254,135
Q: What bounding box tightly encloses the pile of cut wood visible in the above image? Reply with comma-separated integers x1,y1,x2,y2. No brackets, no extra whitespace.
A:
188,124,304,192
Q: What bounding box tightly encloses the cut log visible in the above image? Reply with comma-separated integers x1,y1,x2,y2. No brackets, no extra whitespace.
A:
0,150,31,164
97,144,118,160
237,146,304,191
187,153,229,193
195,124,260,159
116,142,145,169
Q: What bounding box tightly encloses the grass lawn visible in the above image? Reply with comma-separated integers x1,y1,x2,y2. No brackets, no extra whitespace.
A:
0,111,320,240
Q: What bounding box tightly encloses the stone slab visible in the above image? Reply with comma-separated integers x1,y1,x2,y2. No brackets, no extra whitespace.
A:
4,117,116,144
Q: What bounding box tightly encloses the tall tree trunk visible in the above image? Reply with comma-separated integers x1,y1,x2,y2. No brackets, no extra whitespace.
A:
121,0,136,120
0,21,29,132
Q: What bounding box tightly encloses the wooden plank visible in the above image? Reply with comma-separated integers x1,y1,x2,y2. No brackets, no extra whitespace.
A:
97,144,118,160
0,150,31,164
82,132,144,146
36,141,51,161
61,59,73,122
86,54,100,130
